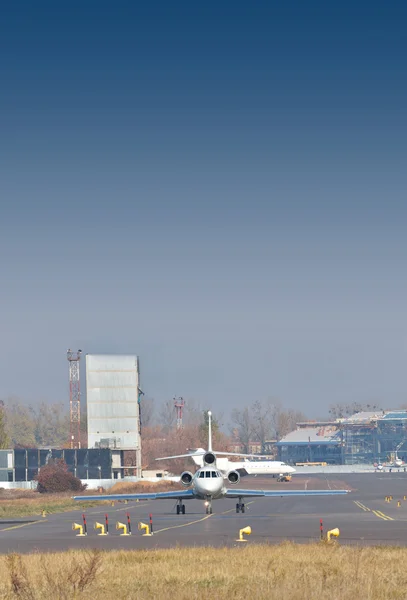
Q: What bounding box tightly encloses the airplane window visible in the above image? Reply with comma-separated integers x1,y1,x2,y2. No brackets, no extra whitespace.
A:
205,471,210,478
199,472,205,478
211,471,216,477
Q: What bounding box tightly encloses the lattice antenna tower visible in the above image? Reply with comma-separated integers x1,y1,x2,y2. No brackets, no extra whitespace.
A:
174,396,185,430
67,349,82,449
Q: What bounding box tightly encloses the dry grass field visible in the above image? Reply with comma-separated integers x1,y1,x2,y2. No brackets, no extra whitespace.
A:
0,481,180,519
0,490,106,519
0,543,406,600
107,480,180,495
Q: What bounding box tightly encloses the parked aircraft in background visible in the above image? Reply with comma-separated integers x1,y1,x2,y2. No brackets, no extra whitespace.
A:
187,449,296,477
74,411,350,515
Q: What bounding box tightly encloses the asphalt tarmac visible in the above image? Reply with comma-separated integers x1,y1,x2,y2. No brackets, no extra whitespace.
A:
2,473,407,553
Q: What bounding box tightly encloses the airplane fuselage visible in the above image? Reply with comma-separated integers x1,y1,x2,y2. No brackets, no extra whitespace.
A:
238,461,296,476
189,450,296,476
192,467,225,499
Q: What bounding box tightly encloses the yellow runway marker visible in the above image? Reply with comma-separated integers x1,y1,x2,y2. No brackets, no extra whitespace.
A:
154,513,212,534
0,520,47,532
353,501,371,512
353,501,394,520
154,502,256,535
372,510,394,521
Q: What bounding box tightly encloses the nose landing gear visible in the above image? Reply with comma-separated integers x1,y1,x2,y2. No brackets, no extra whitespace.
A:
205,500,213,514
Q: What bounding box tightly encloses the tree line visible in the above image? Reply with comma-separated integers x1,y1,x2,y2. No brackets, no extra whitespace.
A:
0,395,307,454
1,394,386,467
138,397,307,467
0,398,72,449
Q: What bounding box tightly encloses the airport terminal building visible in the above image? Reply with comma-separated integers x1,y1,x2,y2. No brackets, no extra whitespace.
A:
0,354,146,486
86,353,142,477
0,447,146,484
277,411,407,465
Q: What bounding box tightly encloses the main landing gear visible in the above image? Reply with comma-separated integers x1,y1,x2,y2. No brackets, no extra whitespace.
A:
236,497,245,513
176,500,186,515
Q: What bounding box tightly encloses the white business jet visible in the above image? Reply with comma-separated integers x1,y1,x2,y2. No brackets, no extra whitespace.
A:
187,450,296,478
74,411,349,515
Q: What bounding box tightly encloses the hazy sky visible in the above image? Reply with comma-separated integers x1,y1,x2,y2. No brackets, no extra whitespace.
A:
1,2,406,418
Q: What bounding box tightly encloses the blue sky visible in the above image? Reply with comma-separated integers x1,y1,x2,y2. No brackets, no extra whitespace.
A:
0,2,406,417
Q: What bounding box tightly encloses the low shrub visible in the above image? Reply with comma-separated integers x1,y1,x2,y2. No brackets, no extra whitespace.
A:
34,459,87,494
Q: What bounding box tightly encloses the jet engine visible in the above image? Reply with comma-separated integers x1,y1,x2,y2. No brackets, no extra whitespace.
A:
227,470,240,485
180,471,194,486
203,452,216,465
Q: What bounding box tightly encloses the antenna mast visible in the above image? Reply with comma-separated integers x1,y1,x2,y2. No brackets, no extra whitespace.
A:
67,349,82,449
174,396,185,430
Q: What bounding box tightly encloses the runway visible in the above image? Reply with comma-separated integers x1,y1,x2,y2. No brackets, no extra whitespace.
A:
2,473,407,553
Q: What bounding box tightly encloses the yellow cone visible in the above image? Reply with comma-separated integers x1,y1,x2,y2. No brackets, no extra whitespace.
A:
236,526,251,542
116,521,130,536
72,523,86,537
138,522,152,536
94,522,108,536
327,528,340,542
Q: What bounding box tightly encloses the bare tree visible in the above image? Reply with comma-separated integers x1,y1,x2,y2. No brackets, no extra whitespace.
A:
230,407,253,453
274,407,306,440
34,401,69,447
158,399,176,433
328,402,382,420
5,397,37,447
0,400,10,449
183,399,202,427
251,399,274,451
231,398,307,448
140,396,155,428
157,398,209,431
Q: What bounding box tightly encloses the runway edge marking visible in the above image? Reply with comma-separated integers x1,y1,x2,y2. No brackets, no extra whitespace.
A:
0,520,48,532
353,501,371,512
154,502,256,535
353,500,394,520
373,510,394,521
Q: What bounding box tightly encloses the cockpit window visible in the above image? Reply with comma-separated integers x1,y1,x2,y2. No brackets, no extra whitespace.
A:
200,470,221,478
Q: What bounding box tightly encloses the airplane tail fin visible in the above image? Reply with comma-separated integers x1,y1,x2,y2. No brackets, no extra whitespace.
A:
186,448,205,467
208,411,213,452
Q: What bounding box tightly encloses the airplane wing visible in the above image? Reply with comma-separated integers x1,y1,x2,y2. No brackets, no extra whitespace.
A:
73,489,195,502
225,489,350,498
236,468,249,477
155,451,271,461
215,451,270,458
155,451,205,461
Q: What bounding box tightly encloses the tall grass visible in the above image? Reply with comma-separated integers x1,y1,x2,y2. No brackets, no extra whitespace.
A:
3,550,102,600
1,543,407,599
0,481,178,519
0,490,107,519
